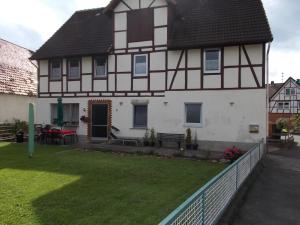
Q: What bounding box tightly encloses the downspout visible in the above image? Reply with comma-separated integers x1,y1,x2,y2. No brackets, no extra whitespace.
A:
266,42,271,150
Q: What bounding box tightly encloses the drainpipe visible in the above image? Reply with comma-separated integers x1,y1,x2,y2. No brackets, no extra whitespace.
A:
266,42,271,152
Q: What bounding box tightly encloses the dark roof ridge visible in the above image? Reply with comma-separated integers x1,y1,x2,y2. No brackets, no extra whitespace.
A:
75,7,104,13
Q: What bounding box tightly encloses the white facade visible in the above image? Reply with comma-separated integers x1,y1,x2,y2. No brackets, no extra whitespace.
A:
0,94,36,123
36,0,269,143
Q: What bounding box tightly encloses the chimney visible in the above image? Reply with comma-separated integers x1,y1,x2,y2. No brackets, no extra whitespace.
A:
271,81,275,86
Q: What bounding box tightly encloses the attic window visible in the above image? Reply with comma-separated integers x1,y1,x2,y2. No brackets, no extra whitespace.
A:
50,60,62,80
204,49,221,74
127,8,154,43
285,88,296,96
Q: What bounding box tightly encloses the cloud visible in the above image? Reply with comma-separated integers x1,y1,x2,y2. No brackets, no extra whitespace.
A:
262,0,300,82
0,24,43,51
0,0,298,82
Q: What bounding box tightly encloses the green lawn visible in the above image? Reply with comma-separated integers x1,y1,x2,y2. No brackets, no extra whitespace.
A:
0,142,225,225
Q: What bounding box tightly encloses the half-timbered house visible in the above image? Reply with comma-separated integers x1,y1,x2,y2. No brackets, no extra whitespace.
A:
31,0,273,144
269,78,300,114
268,78,300,135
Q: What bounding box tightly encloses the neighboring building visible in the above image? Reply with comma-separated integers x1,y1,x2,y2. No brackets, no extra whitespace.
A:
0,39,37,123
31,0,272,144
268,77,300,135
269,78,300,114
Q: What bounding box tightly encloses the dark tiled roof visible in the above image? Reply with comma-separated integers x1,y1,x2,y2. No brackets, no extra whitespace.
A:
32,0,272,60
168,0,273,48
31,8,112,60
0,39,37,96
268,83,283,98
269,77,300,99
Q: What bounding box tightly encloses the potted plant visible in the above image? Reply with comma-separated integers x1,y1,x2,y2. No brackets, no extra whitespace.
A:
80,116,90,123
185,128,192,150
192,131,199,150
149,128,156,147
143,129,150,146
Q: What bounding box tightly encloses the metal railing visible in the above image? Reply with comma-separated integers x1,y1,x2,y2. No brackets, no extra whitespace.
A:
158,140,265,225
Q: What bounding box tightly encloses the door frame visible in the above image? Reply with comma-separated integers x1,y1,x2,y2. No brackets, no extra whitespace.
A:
88,100,112,140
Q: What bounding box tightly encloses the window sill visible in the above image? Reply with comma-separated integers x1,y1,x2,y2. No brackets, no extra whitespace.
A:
184,123,203,128
133,75,148,79
68,78,81,81
94,76,108,80
130,127,148,130
49,78,62,81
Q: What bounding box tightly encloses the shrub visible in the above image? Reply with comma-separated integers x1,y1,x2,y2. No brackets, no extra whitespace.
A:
13,119,28,135
224,146,242,163
143,129,150,146
276,118,289,131
149,128,156,147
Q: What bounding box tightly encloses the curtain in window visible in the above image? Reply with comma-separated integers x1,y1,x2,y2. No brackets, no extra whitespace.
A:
69,59,80,79
135,55,147,75
205,51,219,71
185,104,201,124
51,60,61,79
95,57,106,76
51,104,79,125
134,105,147,128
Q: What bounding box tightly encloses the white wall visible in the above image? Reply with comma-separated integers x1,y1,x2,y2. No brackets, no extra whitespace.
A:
36,89,266,143
0,94,36,122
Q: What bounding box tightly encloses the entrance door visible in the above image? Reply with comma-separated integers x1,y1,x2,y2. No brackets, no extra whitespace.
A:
91,104,108,139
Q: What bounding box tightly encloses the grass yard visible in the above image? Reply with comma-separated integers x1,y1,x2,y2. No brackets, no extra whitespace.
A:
0,142,225,225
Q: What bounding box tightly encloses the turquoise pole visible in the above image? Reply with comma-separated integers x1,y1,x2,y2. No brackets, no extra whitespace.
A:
28,103,35,157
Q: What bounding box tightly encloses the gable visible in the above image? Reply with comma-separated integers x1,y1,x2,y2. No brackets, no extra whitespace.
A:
270,78,300,100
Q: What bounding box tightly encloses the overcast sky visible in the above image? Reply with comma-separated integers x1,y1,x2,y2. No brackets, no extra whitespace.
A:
0,0,298,83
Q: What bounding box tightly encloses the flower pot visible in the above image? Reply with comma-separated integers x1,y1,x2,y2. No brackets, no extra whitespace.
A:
192,144,198,150
186,144,192,150
150,142,156,147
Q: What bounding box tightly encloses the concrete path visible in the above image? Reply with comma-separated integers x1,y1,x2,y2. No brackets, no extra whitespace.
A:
231,140,300,225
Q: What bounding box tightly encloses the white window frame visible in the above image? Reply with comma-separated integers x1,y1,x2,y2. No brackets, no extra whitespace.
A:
278,102,290,110
68,58,81,80
134,54,148,77
94,56,107,78
50,59,62,81
285,88,296,96
204,48,221,74
184,103,203,128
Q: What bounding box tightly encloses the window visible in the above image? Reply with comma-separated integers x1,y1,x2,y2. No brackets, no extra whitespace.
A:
204,49,221,73
133,105,148,128
51,103,79,126
185,103,202,125
68,59,80,80
278,102,290,110
134,54,148,76
127,8,154,43
285,88,296,96
50,60,62,80
298,101,300,109
94,56,107,78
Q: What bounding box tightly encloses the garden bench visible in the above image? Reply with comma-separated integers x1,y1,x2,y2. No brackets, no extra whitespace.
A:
157,133,185,149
